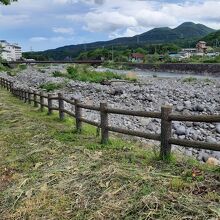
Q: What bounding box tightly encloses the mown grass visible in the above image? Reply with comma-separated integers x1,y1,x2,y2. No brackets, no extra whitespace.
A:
0,88,219,219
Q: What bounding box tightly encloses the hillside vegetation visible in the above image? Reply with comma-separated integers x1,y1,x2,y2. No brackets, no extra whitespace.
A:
23,22,215,61
201,30,220,46
0,88,219,219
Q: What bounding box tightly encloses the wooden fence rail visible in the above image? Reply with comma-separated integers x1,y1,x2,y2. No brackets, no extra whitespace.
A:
1,77,220,159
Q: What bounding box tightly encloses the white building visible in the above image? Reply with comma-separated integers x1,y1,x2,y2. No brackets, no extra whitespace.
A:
0,40,22,61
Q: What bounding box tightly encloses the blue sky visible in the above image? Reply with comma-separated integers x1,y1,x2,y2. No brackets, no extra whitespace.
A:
0,0,220,51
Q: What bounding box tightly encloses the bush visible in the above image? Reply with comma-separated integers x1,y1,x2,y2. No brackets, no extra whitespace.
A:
19,64,27,70
39,82,63,92
182,77,197,83
52,71,64,77
67,65,123,83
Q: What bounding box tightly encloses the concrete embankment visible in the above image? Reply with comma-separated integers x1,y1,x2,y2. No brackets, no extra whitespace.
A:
128,63,220,76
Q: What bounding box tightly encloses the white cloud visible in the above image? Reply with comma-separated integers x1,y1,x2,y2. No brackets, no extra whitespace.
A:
29,37,47,42
52,27,74,34
66,0,220,38
84,11,137,32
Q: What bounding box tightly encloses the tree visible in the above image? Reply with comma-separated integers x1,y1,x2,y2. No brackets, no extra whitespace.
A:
0,0,17,5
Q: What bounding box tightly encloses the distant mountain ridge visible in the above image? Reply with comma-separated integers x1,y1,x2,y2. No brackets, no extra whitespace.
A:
24,22,215,60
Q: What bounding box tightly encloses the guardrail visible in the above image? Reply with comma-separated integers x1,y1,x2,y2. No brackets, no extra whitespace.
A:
1,77,220,159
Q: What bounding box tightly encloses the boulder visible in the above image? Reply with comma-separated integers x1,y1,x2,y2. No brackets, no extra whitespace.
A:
176,105,184,112
216,124,220,134
176,126,186,135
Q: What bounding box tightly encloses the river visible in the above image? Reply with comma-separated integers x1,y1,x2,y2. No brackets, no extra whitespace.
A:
97,67,220,80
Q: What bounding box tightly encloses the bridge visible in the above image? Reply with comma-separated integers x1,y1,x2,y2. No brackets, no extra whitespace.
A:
3,60,103,65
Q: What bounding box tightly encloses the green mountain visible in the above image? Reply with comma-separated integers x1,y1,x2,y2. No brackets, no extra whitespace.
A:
23,22,215,60
200,30,220,46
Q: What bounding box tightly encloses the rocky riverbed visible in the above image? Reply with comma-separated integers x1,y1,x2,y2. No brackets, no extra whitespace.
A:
1,64,220,163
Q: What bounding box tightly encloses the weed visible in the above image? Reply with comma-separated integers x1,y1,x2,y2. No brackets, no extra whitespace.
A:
182,76,197,83
39,82,64,92
19,64,27,70
52,71,65,77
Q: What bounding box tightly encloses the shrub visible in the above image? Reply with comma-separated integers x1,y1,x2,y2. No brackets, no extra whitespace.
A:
39,82,63,92
66,65,123,83
52,71,64,77
182,76,197,83
19,64,27,70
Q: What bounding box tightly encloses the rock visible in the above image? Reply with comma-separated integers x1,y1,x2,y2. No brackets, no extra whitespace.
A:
199,151,210,162
111,88,123,96
176,126,186,135
147,123,157,132
212,151,220,160
184,101,191,107
176,105,184,112
206,157,220,166
206,136,217,143
216,124,220,134
194,104,205,112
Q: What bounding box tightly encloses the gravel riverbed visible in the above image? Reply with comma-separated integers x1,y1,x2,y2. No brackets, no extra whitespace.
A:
1,65,220,163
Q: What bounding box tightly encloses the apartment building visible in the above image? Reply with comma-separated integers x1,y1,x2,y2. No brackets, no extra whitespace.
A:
0,40,22,61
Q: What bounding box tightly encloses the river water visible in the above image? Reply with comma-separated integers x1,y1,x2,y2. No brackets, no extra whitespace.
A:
97,67,220,80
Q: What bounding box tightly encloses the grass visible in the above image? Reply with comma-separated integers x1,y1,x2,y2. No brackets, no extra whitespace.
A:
67,65,126,83
18,64,27,71
0,88,219,219
182,76,197,83
39,82,65,92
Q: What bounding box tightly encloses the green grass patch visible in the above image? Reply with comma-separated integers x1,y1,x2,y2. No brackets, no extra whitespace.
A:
19,64,27,71
182,76,197,83
39,82,64,92
52,71,65,77
67,65,123,83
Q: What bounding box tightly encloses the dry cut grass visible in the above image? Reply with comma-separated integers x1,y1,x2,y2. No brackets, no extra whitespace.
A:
0,88,219,220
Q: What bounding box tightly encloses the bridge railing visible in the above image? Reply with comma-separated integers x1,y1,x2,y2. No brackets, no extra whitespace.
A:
1,77,220,159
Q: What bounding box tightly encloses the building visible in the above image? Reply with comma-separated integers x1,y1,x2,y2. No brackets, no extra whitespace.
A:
130,53,145,63
196,41,208,54
0,40,22,61
182,48,197,54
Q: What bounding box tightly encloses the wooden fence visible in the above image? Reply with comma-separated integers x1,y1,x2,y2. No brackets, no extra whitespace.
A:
1,77,220,159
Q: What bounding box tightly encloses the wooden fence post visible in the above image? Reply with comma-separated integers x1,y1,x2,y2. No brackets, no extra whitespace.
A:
9,82,13,93
48,94,53,115
40,92,44,112
58,93,65,120
75,99,82,132
160,105,173,160
34,91,38,107
24,90,27,103
100,102,109,144
28,90,32,104
6,81,9,90
20,89,24,100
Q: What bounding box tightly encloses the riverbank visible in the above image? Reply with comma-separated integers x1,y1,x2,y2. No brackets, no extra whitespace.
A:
1,64,220,162
128,63,220,77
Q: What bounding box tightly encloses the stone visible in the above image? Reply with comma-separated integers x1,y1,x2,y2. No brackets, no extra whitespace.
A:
216,124,220,134
194,104,205,112
206,136,217,143
184,101,191,107
176,105,184,112
176,126,186,135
